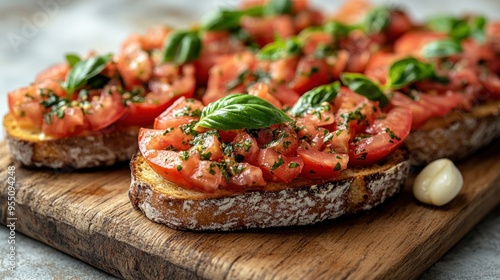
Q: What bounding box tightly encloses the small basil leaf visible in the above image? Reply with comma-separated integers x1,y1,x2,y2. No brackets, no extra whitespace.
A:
201,9,245,31
340,73,389,108
197,94,292,130
62,53,112,97
256,37,302,61
162,30,188,63
363,7,391,35
177,33,202,64
387,57,436,89
426,16,461,33
421,39,463,59
265,0,293,16
65,53,81,67
469,16,487,43
324,21,352,39
289,82,340,117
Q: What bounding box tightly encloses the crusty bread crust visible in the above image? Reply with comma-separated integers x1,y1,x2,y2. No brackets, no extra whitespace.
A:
4,114,139,169
129,148,410,231
406,100,500,166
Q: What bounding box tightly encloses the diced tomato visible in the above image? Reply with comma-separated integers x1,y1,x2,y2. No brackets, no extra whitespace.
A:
241,15,295,47
257,148,303,183
193,133,224,161
290,57,331,95
248,83,282,108
194,31,246,85
144,127,193,151
203,51,256,105
386,10,414,41
394,31,447,58
266,56,299,84
41,107,86,137
8,86,44,129
264,126,300,157
120,64,196,126
117,47,154,90
232,132,260,164
349,107,412,166
364,52,402,85
330,0,372,25
297,147,348,179
480,74,500,98
228,163,266,189
188,161,224,192
84,87,127,131
35,63,69,83
300,31,334,56
272,85,301,108
154,97,204,130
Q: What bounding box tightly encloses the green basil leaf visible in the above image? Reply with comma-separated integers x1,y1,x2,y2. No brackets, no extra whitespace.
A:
387,57,436,89
421,39,463,58
289,82,340,117
363,7,390,35
201,9,244,31
340,73,389,107
196,94,292,130
265,0,292,16
162,31,202,64
257,37,302,61
162,30,188,63
62,53,112,97
324,21,352,39
65,53,81,67
469,16,487,43
426,15,487,43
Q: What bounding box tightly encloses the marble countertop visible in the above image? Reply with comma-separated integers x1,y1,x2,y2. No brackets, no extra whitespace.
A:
1,0,499,279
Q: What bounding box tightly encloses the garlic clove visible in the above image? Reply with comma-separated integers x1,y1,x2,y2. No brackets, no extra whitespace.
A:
413,158,463,206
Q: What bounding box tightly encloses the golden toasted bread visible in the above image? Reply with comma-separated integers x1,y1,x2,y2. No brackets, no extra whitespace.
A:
406,100,500,165
4,114,138,169
129,148,410,231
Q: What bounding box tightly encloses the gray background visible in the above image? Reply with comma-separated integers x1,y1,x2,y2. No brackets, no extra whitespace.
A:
1,0,499,279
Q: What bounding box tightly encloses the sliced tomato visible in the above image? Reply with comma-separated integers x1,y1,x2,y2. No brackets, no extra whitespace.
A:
390,92,431,128
120,64,196,126
154,97,204,130
138,128,200,188
289,57,331,95
257,148,303,183
85,87,127,131
297,148,348,179
349,107,412,166
41,107,86,137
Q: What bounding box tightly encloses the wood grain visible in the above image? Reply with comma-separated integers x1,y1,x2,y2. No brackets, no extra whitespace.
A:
1,141,499,280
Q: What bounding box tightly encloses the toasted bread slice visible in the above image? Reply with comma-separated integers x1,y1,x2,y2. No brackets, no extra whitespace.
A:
406,100,500,166
4,114,138,169
129,148,410,231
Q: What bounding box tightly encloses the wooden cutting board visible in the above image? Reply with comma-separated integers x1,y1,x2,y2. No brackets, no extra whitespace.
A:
1,141,499,280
